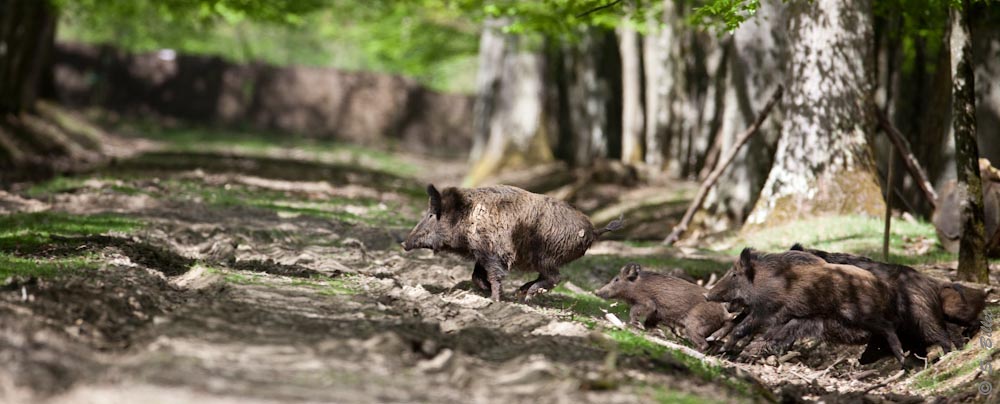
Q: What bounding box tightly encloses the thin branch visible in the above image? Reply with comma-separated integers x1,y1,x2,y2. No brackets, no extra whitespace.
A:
664,85,784,245
876,108,938,209
576,0,622,18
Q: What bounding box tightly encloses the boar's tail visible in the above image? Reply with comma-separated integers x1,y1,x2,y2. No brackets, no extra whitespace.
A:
594,214,625,237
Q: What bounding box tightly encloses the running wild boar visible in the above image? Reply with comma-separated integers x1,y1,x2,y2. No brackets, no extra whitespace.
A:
790,244,980,361
402,184,623,301
706,248,907,363
594,263,730,351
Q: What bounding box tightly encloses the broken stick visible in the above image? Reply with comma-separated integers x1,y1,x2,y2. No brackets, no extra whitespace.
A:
664,85,784,245
876,109,938,209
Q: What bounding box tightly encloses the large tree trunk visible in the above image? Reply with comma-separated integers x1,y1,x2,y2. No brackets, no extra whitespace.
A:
745,0,885,227
0,0,56,114
619,21,644,165
468,18,507,164
702,0,788,231
949,0,989,283
465,33,552,186
642,1,675,170
557,28,621,167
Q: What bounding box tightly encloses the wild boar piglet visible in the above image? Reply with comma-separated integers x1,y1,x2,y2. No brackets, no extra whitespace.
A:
595,263,730,351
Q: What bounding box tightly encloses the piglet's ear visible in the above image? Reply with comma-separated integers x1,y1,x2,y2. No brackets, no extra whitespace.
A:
740,247,756,280
427,184,442,217
623,263,640,281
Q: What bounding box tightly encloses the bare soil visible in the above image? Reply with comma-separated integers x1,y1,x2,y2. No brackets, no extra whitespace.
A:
1,148,997,403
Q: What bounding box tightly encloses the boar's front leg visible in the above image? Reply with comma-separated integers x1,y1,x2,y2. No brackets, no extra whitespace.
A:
472,262,491,293
479,256,508,302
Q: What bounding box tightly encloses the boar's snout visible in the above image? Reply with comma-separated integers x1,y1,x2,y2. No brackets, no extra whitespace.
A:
594,286,612,299
401,240,413,251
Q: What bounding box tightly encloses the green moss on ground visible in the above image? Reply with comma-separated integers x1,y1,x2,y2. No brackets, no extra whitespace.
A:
0,253,100,280
0,212,141,252
110,121,419,179
725,215,954,266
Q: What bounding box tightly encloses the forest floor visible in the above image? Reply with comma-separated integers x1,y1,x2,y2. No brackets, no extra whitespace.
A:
1,121,999,403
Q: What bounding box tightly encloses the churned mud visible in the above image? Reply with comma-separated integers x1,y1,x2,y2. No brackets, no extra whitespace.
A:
1,142,998,403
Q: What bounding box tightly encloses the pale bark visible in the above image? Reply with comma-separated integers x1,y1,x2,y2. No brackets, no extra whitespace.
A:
703,0,788,230
949,0,989,283
745,0,885,228
465,34,552,186
561,28,620,166
619,22,643,165
642,1,674,169
468,19,507,163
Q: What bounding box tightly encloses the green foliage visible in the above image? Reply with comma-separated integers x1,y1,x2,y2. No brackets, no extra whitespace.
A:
690,0,761,33
55,0,480,92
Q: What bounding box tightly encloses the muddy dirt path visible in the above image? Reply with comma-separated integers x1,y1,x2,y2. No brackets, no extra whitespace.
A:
1,147,997,403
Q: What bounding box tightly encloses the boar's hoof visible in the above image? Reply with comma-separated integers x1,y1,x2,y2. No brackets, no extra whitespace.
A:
519,287,550,302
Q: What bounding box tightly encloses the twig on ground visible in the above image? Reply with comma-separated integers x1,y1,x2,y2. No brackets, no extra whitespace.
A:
862,369,906,394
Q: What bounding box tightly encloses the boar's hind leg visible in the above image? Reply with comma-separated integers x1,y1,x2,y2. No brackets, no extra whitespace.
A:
472,262,491,293
520,270,560,300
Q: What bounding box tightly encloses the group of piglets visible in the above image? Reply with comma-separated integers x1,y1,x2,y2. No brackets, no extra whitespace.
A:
598,246,987,364
402,184,988,364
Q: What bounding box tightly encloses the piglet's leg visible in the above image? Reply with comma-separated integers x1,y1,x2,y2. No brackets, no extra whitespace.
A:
628,302,655,330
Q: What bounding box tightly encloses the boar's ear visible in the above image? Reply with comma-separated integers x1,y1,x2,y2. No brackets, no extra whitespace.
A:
623,263,640,281
790,243,804,251
427,184,442,217
739,247,756,280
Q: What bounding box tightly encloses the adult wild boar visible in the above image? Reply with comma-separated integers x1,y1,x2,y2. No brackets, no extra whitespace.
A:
402,184,623,301
594,263,730,351
790,244,976,362
706,248,907,363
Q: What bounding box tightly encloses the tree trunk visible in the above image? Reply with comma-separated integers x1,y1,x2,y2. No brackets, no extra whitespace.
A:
465,34,552,186
702,0,788,231
468,18,507,164
0,0,56,113
971,4,1000,166
949,0,989,283
619,21,644,165
745,0,885,228
559,28,621,167
642,1,675,170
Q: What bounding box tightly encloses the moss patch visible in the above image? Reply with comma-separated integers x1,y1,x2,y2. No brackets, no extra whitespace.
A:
0,212,141,253
0,252,100,280
726,214,953,266
540,285,629,320
109,120,419,179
